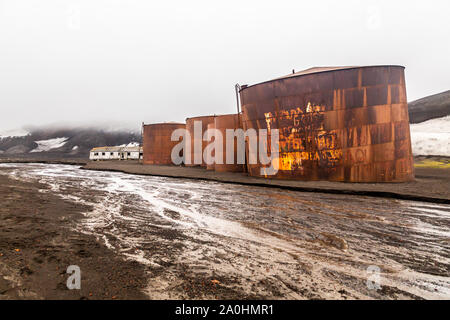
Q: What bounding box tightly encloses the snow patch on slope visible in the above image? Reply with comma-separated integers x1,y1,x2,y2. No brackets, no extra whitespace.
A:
410,116,450,157
30,137,69,153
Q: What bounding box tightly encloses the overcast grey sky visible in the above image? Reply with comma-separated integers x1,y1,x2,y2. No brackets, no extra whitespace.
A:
0,0,449,131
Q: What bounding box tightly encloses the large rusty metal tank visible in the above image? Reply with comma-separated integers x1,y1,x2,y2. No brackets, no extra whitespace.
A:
185,115,216,167
239,66,414,182
214,113,245,173
206,122,216,170
142,123,186,165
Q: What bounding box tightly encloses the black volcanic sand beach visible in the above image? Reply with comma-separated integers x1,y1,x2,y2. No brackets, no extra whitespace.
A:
0,169,257,300
0,174,147,299
0,163,449,300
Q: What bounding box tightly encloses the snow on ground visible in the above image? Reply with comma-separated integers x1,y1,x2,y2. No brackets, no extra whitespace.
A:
30,137,69,153
0,128,30,139
410,115,450,157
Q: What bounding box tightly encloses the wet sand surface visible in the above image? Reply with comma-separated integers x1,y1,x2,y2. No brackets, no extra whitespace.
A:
0,163,449,300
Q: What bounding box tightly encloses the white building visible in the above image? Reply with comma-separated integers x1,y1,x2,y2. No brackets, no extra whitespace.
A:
89,146,143,161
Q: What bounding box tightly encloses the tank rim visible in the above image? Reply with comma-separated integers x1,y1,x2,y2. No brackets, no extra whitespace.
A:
239,65,405,92
143,122,185,127
214,113,240,118
185,115,218,121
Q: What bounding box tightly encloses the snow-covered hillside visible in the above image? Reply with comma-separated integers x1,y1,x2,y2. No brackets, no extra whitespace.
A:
0,127,140,159
410,116,450,157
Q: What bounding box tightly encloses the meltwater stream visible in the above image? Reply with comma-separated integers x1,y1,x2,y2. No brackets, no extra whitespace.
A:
1,163,449,299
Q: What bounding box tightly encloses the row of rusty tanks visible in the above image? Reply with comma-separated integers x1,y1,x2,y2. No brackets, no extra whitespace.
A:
142,65,414,182
239,65,415,182
142,114,245,173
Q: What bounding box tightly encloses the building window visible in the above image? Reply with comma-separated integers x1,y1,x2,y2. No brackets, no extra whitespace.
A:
110,152,114,155
127,152,131,156
102,152,106,156
94,152,98,156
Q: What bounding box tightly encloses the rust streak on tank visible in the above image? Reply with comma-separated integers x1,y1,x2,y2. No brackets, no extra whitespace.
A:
142,123,186,165
214,113,245,173
185,116,216,167
206,122,215,171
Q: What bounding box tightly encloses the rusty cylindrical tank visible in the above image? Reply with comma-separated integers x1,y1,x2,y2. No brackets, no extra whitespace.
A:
214,113,245,173
142,123,186,165
206,122,216,170
239,65,414,182
185,115,216,167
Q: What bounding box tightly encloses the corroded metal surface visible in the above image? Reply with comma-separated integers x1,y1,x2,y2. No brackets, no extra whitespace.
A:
185,116,216,167
142,123,186,165
214,113,245,173
206,123,215,171
239,65,414,182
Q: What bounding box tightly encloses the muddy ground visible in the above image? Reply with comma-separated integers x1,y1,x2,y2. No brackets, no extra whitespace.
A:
0,163,449,300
